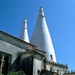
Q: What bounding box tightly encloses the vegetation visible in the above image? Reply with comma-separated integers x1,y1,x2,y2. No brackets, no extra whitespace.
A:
8,70,26,75
0,54,26,75
0,70,26,75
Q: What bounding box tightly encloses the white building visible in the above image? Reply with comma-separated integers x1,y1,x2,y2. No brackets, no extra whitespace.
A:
0,7,68,75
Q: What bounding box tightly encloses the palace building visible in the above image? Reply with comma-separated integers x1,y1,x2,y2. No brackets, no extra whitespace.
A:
0,7,72,75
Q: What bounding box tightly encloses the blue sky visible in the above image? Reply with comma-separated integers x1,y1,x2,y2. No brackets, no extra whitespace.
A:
0,0,75,71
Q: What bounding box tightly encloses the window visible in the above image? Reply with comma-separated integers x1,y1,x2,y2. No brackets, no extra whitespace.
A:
50,55,53,60
38,70,40,74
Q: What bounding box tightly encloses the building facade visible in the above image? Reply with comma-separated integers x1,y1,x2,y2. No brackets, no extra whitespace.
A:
0,7,70,75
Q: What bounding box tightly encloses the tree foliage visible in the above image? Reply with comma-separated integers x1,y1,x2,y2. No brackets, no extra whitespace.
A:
0,70,26,75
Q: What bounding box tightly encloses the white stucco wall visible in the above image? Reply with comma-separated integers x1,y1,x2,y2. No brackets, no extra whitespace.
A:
0,33,33,64
31,7,56,62
0,39,25,63
19,19,29,43
33,55,42,75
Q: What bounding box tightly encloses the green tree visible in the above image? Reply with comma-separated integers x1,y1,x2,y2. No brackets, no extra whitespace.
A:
0,70,26,75
8,70,26,75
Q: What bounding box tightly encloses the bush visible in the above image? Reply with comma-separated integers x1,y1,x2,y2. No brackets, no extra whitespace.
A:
0,70,26,75
8,70,26,75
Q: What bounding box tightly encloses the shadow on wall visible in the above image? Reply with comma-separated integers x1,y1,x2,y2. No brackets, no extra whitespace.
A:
10,56,33,75
40,69,51,75
20,56,33,75
10,56,20,71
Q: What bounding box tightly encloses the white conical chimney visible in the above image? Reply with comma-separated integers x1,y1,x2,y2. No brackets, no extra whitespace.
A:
31,7,56,62
19,18,29,43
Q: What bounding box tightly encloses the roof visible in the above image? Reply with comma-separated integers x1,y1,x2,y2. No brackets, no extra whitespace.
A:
0,30,36,48
19,49,46,57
